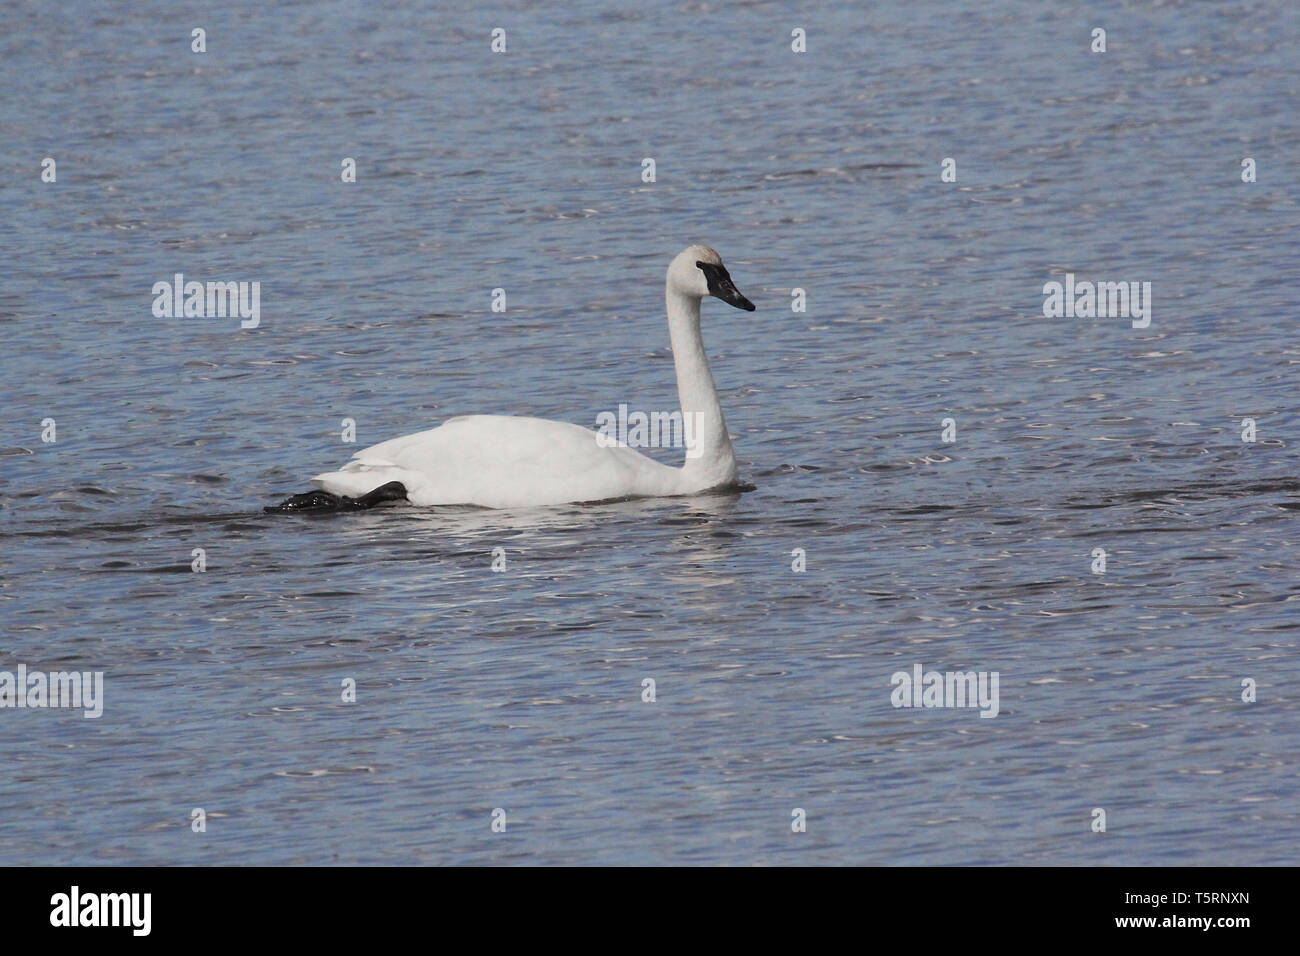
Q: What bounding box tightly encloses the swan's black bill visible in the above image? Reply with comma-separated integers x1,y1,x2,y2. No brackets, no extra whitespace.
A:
697,261,755,311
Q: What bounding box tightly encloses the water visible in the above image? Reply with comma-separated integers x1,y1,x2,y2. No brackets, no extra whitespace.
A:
2,0,1298,865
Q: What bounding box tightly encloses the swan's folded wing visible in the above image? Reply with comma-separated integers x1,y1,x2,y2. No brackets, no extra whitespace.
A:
314,414,679,507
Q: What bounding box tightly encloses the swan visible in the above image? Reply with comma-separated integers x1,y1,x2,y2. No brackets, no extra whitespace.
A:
267,245,755,511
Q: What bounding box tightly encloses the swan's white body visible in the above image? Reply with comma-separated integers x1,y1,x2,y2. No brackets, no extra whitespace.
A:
310,245,754,509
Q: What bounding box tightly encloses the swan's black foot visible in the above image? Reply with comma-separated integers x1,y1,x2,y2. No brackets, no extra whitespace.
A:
264,481,408,513
265,490,343,512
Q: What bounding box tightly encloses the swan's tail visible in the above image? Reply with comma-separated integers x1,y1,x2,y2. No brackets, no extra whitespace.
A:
311,455,422,497
266,456,418,512
312,469,394,498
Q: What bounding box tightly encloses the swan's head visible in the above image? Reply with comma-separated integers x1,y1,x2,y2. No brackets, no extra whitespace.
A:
668,245,755,312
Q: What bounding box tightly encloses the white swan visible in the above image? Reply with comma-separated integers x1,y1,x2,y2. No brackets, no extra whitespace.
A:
271,245,755,511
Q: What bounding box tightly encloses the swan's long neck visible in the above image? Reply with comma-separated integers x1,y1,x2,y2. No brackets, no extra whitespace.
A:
666,286,737,488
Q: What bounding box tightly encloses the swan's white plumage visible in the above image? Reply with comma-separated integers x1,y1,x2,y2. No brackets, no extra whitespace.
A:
313,414,684,508
308,245,751,509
